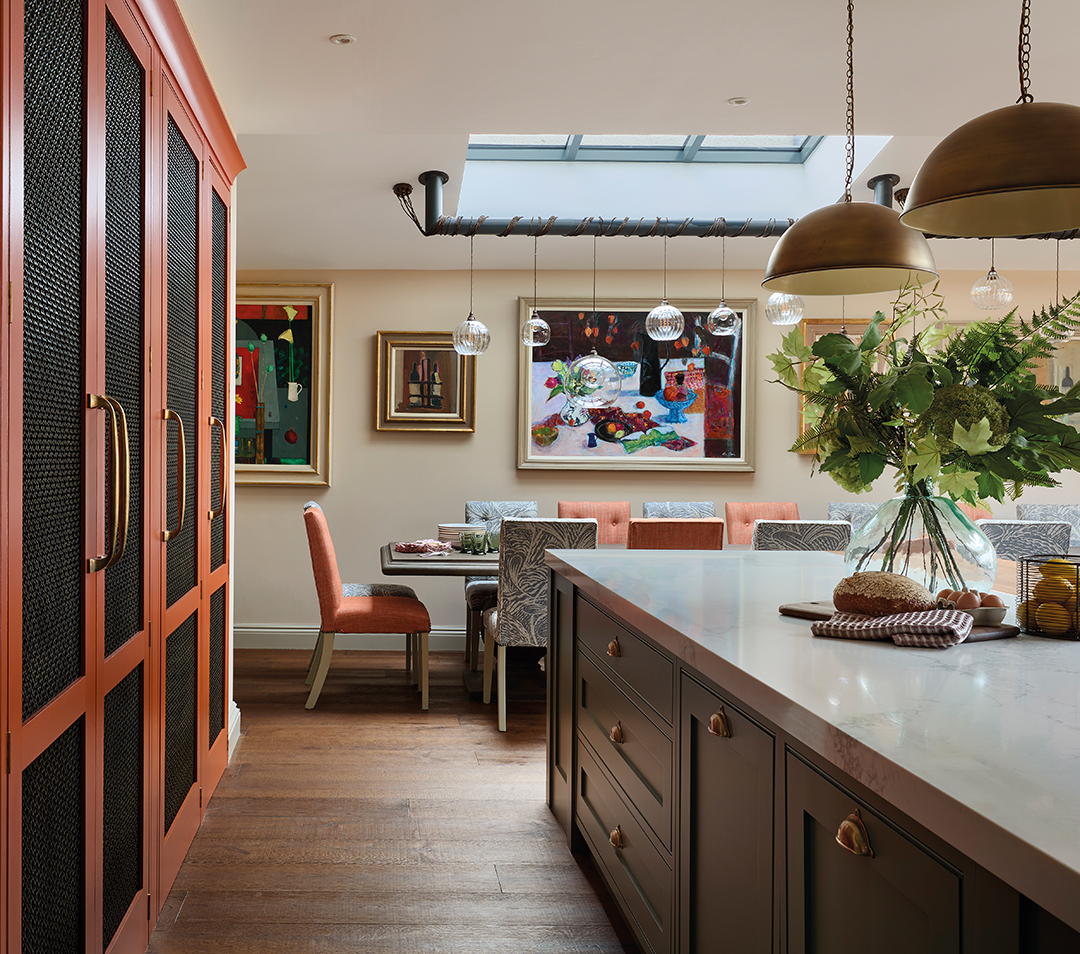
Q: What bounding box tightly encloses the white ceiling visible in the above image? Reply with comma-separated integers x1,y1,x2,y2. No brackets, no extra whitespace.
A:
178,0,1080,274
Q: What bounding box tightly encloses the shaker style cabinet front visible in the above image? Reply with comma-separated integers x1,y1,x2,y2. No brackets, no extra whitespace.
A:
0,1,243,952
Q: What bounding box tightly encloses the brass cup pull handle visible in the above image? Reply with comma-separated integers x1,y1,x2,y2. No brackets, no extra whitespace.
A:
208,416,227,520
106,396,131,570
607,636,621,658
836,808,874,858
708,705,732,738
88,394,121,573
609,722,625,744
609,825,625,849
163,408,187,542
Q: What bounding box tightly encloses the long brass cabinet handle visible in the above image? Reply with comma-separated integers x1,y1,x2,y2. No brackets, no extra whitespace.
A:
607,637,621,658
208,415,227,520
708,705,732,738
107,396,131,570
609,825,625,849
609,722,625,744
163,408,186,542
88,394,120,572
836,808,874,858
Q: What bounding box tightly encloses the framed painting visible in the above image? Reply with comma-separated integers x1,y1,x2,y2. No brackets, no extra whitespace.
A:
1038,334,1080,430
376,331,476,432
518,297,754,471
235,282,332,486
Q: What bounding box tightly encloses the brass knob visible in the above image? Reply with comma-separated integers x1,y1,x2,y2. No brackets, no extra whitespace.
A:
609,825,624,849
609,722,625,744
607,636,621,658
708,706,732,738
835,808,874,858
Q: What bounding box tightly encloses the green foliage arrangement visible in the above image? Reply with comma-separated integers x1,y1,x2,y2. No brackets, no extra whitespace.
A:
767,280,1080,505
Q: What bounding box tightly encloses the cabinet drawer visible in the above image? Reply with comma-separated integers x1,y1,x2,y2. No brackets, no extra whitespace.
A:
578,652,672,850
577,596,673,724
786,751,962,954
576,741,673,954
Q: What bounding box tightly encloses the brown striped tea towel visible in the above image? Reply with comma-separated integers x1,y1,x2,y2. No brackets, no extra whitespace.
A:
810,609,974,648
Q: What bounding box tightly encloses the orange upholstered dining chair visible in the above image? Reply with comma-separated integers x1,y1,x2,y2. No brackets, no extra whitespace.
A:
557,500,631,545
958,501,994,522
303,503,432,710
724,501,799,545
626,518,725,550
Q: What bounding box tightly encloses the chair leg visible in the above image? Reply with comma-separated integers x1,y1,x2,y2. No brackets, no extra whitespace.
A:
419,632,429,711
305,630,326,686
497,644,507,733
483,628,495,704
466,606,481,671
305,631,335,709
405,631,413,676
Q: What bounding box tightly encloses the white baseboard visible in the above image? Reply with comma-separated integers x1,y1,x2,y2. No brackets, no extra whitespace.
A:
228,700,242,758
233,623,466,652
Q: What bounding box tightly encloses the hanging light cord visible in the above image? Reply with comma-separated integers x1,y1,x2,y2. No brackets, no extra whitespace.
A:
721,233,727,301
1017,0,1033,104
1057,238,1061,306
844,0,855,202
663,232,669,299
469,233,475,315
592,230,598,317
991,237,996,273
532,219,538,315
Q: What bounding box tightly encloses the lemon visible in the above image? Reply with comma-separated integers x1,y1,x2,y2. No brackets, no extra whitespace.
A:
1035,602,1075,635
1016,600,1036,629
1038,558,1077,581
1032,577,1075,604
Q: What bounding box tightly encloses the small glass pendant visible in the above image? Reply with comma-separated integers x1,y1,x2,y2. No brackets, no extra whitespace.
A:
765,291,805,326
706,301,740,336
970,268,1014,311
453,314,490,355
520,315,551,347
645,300,684,341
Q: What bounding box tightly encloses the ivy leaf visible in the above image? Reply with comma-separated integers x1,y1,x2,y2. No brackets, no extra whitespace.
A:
767,351,801,389
831,349,864,378
894,371,935,414
868,375,898,410
782,327,815,362
858,453,886,485
976,470,1007,503
908,435,942,485
859,314,885,352
812,333,858,358
937,468,981,500
952,417,1006,456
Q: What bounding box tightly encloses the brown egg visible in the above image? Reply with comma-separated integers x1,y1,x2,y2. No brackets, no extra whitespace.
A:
980,593,1006,608
954,591,981,610
936,589,954,602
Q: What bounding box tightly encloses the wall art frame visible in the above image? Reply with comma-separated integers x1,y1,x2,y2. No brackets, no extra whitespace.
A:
235,282,332,486
518,297,754,471
376,331,476,432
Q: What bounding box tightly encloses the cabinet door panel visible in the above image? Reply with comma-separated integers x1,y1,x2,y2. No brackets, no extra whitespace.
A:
680,674,774,954
787,751,961,954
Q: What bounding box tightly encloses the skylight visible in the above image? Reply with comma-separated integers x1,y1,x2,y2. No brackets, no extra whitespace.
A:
467,134,823,164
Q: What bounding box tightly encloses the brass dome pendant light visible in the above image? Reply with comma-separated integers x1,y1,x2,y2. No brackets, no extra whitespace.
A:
901,0,1080,238
762,0,937,295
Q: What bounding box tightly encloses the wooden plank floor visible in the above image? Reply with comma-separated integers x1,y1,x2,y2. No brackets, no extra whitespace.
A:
148,648,641,953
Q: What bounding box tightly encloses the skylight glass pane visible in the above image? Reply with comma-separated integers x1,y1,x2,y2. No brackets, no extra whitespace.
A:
469,134,569,146
579,135,688,147
700,135,807,149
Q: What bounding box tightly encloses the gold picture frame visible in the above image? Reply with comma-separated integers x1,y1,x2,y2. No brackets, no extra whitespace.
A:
235,282,332,486
376,331,476,432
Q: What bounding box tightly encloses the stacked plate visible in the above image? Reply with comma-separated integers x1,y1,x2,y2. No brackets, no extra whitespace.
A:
438,523,486,546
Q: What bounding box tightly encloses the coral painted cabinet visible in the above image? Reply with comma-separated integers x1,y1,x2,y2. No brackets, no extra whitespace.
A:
1,1,243,952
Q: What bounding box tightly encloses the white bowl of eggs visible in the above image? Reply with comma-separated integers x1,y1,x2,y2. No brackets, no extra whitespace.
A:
936,588,1008,626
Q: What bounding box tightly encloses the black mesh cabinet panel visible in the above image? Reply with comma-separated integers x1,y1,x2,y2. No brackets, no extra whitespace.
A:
22,717,85,954
209,585,226,744
210,190,227,571
165,611,197,833
103,666,143,948
165,118,199,608
104,13,146,657
21,0,86,718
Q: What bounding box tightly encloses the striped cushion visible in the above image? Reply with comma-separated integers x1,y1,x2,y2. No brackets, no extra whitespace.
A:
751,519,851,552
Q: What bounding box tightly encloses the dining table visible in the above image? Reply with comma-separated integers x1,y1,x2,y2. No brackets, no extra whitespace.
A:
379,543,499,577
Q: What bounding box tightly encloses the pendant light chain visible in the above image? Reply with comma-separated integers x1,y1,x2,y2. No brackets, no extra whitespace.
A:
844,0,855,202
1017,0,1033,104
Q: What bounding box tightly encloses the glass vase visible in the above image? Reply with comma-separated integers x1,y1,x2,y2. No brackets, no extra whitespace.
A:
844,486,997,594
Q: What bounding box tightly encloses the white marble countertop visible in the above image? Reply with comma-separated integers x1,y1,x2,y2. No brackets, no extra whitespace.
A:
546,548,1080,929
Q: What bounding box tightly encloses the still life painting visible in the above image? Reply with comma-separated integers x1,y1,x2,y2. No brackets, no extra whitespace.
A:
518,298,754,470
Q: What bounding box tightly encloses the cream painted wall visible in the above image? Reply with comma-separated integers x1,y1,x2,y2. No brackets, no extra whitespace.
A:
234,265,1080,645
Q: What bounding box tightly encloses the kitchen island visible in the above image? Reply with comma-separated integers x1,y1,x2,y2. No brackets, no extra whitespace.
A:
545,548,1080,954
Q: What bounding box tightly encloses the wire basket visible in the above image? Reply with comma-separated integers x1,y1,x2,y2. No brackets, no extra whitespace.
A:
1016,554,1080,639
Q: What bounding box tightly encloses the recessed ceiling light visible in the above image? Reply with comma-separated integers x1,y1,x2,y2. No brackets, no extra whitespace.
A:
727,96,750,107
329,34,356,45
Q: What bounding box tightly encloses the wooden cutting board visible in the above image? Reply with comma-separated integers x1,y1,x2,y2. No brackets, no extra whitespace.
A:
778,601,1019,642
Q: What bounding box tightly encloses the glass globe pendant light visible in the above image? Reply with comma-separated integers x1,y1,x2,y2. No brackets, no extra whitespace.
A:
567,231,621,409
762,0,937,295
453,233,490,356
521,224,552,347
900,0,1080,237
707,233,740,336
765,292,805,326
646,233,684,340
970,239,1014,310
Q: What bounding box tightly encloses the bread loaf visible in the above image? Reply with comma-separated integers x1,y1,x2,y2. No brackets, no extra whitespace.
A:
833,571,936,617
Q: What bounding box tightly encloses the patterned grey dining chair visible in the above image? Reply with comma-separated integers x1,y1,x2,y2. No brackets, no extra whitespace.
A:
976,519,1071,561
483,518,597,732
827,501,880,535
1015,503,1080,548
463,500,538,670
642,500,716,518
751,519,852,552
